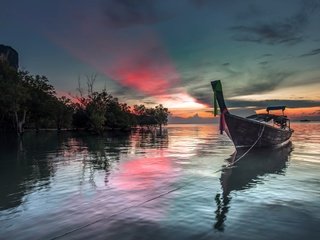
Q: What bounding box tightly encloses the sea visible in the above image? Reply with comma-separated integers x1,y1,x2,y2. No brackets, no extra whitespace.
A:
0,122,319,240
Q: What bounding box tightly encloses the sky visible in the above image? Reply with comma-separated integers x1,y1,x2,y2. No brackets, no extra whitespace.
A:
1,0,320,121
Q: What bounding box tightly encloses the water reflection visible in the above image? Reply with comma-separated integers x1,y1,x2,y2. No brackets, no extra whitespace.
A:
214,143,293,231
133,129,169,150
0,133,58,210
1,124,319,239
0,130,169,212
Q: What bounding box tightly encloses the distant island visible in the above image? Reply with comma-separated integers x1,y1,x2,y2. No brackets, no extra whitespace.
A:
299,119,311,122
0,44,169,136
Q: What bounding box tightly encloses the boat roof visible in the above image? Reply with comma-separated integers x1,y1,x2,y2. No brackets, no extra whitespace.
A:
266,106,286,111
247,114,274,122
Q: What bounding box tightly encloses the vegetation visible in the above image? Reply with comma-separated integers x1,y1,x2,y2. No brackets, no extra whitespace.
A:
0,62,169,136
133,104,169,132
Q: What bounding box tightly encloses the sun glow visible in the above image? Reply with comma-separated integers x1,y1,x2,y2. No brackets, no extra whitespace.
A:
159,93,207,110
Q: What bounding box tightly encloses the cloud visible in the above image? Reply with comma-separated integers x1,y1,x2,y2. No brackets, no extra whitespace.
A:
189,0,214,8
206,98,320,109
186,70,294,105
230,0,320,45
299,48,320,57
233,71,293,96
101,0,168,28
225,99,320,109
230,24,303,45
49,13,181,97
311,110,320,115
185,73,320,109
169,114,217,124
108,84,145,100
235,3,263,20
261,54,272,57
189,0,236,9
255,54,273,60
185,81,213,104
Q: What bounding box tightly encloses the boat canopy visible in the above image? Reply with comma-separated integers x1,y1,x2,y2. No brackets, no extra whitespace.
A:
247,114,274,122
266,106,286,112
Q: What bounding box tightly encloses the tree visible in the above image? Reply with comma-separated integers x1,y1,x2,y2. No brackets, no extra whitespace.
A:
153,104,169,133
86,91,110,134
72,106,89,130
0,63,30,135
74,75,137,132
105,97,135,130
133,104,148,127
73,75,108,133
0,62,63,135
133,104,169,132
52,96,73,131
24,74,56,131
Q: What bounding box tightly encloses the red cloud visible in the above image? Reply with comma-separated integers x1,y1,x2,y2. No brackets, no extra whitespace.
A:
49,19,180,96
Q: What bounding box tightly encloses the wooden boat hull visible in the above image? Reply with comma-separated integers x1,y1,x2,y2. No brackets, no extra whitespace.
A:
224,113,293,148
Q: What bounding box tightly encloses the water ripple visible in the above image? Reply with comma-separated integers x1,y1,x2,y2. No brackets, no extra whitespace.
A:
0,123,319,239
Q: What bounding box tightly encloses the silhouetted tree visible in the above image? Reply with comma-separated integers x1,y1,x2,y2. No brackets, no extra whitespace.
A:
24,73,56,131
0,64,30,135
154,104,169,133
52,96,73,131
1,57,169,135
133,104,169,132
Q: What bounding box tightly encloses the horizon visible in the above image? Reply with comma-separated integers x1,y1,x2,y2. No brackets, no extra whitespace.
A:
1,0,320,122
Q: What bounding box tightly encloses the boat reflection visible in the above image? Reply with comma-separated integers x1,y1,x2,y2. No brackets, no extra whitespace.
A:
214,143,293,231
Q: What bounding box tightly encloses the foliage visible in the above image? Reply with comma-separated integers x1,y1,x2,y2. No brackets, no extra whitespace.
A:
0,63,73,134
0,61,169,135
154,104,170,130
52,96,73,130
86,91,109,134
133,104,169,131
22,73,56,130
0,64,30,134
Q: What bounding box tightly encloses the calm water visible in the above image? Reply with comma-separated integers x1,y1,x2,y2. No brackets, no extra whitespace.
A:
0,123,319,240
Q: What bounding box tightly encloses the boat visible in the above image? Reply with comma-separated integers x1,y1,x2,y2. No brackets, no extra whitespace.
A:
211,80,294,149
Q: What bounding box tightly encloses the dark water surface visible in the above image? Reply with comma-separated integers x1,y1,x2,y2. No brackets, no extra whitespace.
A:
0,123,319,239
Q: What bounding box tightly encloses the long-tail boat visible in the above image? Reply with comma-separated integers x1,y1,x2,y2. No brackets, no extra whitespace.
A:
211,80,293,149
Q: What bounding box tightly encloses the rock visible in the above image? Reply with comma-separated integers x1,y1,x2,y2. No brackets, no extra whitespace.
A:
0,44,19,70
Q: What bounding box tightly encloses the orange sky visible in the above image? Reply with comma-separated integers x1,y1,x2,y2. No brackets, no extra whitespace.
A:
170,106,320,119
256,107,320,119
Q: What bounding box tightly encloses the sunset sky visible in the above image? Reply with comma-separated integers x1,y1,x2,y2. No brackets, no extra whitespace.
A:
1,0,320,121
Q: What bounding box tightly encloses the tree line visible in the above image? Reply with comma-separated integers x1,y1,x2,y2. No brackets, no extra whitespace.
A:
0,62,169,136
